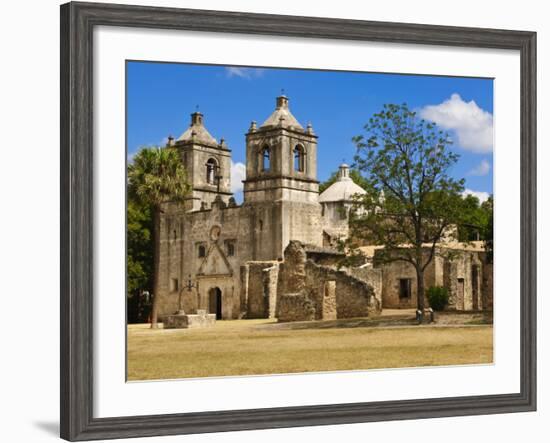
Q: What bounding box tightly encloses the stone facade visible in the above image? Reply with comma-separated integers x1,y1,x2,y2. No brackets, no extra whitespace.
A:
157,96,334,320
155,95,493,322
375,245,487,311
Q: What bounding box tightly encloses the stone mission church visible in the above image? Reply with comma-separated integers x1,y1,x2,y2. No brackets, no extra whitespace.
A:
156,95,492,322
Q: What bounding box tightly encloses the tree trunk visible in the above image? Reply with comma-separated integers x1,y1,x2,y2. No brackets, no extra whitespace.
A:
416,267,425,310
150,206,161,329
416,266,425,323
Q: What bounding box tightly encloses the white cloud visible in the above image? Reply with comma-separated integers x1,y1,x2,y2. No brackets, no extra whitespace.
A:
225,67,265,79
468,159,491,176
419,93,493,153
462,188,490,203
230,161,246,194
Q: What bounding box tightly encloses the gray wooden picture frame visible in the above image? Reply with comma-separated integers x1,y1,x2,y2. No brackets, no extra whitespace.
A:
60,2,537,441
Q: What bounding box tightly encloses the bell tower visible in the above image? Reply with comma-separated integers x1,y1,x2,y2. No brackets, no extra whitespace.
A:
170,111,232,211
243,95,322,259
244,94,318,202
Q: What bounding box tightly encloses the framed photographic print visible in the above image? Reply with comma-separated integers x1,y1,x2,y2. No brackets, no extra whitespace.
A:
60,1,537,441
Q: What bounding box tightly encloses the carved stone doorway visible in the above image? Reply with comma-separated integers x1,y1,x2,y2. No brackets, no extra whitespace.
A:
208,287,222,319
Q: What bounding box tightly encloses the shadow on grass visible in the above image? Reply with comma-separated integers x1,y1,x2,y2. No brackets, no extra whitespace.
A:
257,316,418,331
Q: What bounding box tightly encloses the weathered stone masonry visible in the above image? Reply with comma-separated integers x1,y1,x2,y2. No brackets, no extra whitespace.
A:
155,95,492,322
276,241,381,322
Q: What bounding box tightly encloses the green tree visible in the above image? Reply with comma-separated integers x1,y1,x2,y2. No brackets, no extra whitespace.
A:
458,194,483,241
127,197,153,323
455,193,493,263
481,196,493,262
350,103,465,319
457,194,491,242
128,146,190,328
319,168,370,193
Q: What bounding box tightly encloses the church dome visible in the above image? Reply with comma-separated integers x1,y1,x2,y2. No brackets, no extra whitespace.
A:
260,95,304,131
318,163,366,203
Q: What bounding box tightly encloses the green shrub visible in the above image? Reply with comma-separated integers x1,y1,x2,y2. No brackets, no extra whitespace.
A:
427,286,449,311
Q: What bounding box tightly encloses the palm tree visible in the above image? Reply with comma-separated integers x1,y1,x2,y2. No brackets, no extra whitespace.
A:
128,146,190,328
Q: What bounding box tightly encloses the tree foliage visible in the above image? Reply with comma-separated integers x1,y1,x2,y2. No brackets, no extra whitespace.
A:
480,196,493,262
349,103,466,314
127,146,190,327
457,194,493,242
127,197,153,323
128,146,190,208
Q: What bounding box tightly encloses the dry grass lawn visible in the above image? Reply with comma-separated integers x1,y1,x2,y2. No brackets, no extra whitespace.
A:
127,319,493,381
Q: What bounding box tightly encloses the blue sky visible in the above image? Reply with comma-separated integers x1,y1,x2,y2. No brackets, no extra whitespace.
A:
127,61,493,203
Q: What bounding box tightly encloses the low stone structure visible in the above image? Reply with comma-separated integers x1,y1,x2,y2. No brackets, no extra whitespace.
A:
163,309,216,329
371,242,489,311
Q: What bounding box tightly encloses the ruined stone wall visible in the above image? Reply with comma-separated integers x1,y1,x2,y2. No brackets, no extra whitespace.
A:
264,263,280,318
482,262,493,310
239,264,249,316
277,293,317,322
276,241,378,321
443,251,483,311
241,261,279,318
277,241,308,297
321,280,337,320
348,267,383,307
244,264,266,318
306,251,343,267
444,256,462,310
275,241,315,322
304,261,378,319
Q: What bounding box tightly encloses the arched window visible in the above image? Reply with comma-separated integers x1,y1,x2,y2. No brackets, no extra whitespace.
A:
294,145,305,172
206,158,217,184
261,146,271,172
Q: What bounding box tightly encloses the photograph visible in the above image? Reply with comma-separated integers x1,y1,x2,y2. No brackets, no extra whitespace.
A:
125,61,495,381
1,0,543,441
